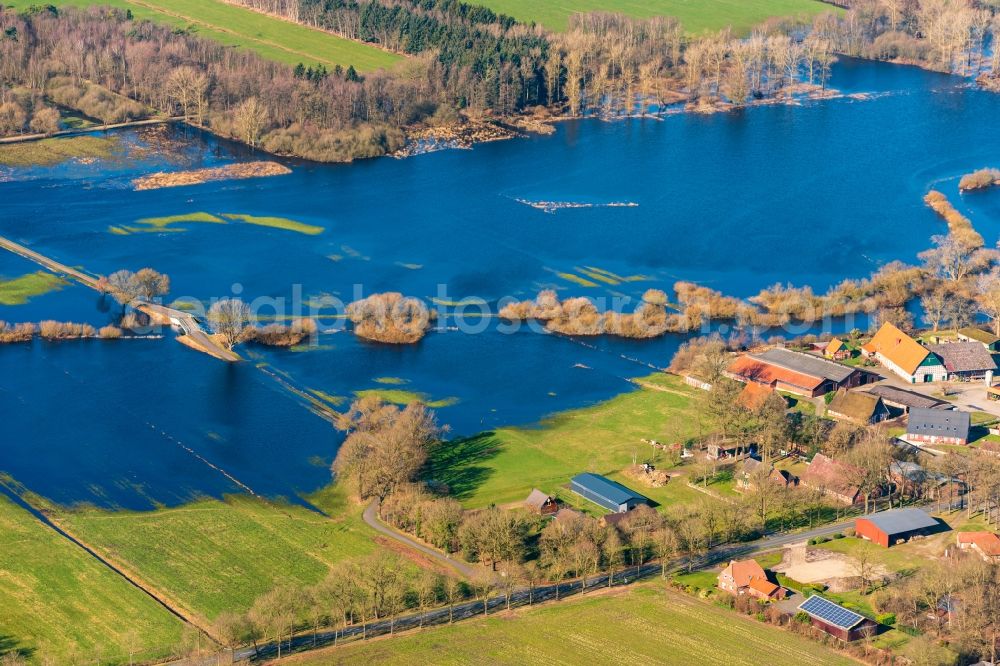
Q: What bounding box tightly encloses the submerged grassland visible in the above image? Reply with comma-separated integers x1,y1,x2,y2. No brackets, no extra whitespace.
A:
110,211,323,235
0,271,66,305
0,135,119,167
281,583,855,666
0,492,185,663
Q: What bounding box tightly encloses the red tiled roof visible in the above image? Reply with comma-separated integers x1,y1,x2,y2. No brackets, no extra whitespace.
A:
724,559,767,587
958,532,1000,556
728,356,824,392
801,453,861,501
749,578,780,597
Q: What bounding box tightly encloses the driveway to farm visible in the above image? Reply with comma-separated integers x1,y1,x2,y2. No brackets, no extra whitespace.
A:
874,376,1000,418
363,500,477,578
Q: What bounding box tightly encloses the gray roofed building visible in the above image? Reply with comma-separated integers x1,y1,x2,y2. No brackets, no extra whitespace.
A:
864,384,948,412
927,342,997,384
753,347,857,383
907,407,971,445
859,507,938,534
569,473,650,513
856,507,942,547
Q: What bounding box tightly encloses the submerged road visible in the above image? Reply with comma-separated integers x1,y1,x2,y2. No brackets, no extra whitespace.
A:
0,234,239,362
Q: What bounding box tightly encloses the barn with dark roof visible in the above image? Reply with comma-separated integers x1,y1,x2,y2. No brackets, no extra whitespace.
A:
569,473,649,513
855,507,942,548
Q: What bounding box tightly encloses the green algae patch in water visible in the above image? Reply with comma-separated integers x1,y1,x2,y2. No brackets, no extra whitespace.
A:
556,271,599,287
112,212,226,234
308,389,347,407
221,213,324,235
373,376,409,385
0,135,119,167
354,388,459,408
0,271,67,305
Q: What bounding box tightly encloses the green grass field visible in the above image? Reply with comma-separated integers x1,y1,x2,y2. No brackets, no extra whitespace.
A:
0,135,119,167
44,488,376,624
3,0,401,71
429,373,710,509
0,493,184,663
0,271,66,305
284,583,855,666
477,0,836,33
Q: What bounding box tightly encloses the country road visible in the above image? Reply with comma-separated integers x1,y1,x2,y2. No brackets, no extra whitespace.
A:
165,501,964,665
362,500,476,577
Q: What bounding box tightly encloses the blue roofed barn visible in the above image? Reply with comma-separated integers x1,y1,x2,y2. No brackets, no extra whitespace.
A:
569,473,650,513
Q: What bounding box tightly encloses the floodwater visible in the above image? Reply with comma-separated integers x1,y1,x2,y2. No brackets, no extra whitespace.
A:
2,57,999,509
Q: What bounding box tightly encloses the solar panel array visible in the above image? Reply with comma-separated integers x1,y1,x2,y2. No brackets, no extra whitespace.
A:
798,595,865,629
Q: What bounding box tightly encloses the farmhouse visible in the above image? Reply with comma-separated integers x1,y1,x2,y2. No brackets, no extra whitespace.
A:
855,507,941,547
824,338,851,360
825,389,890,425
927,342,997,384
706,440,755,461
863,384,948,413
800,453,868,505
569,473,650,513
738,457,796,491
906,408,971,446
956,326,1000,352
956,532,1000,562
727,347,870,398
889,461,965,500
717,559,785,601
523,489,558,515
862,322,946,383
798,595,879,642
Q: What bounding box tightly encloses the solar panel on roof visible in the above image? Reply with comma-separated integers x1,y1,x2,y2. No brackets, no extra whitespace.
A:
798,595,865,629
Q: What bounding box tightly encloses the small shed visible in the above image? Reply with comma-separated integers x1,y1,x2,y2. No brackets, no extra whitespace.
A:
569,473,650,513
826,389,890,425
523,488,558,515
956,327,1000,352
824,338,851,360
798,595,878,641
855,507,941,547
906,408,971,446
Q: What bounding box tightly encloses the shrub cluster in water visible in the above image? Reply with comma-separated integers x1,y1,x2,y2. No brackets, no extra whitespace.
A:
245,318,317,347
346,293,432,344
924,190,984,247
0,320,126,343
958,168,1000,192
500,289,671,338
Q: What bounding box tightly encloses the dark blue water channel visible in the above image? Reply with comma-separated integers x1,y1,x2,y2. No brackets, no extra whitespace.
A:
2,57,1000,509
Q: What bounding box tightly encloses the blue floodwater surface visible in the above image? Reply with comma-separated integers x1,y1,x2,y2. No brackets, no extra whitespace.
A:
2,57,999,509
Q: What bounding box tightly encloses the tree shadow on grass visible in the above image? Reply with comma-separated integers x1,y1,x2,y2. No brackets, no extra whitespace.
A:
0,635,34,661
425,433,502,501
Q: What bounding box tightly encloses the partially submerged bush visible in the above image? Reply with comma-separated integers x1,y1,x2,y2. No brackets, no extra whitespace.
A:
38,321,96,339
0,321,36,343
248,318,318,347
98,325,123,339
500,290,673,338
924,190,984,247
958,168,1000,191
347,293,430,344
